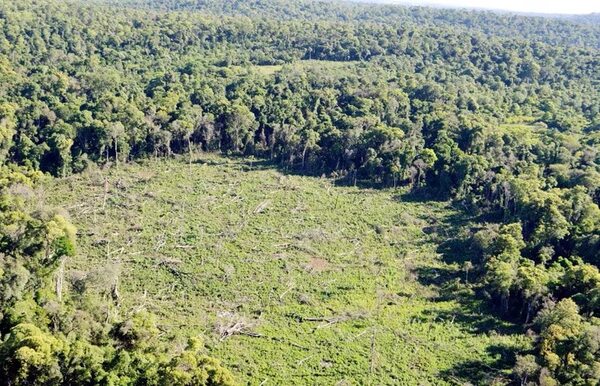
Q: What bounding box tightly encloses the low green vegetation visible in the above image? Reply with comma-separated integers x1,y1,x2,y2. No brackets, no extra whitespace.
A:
0,164,235,386
44,155,528,384
0,0,599,384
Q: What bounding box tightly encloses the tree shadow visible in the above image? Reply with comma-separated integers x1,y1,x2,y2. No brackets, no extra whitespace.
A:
414,209,524,332
408,208,525,385
199,154,425,193
193,156,276,171
417,287,523,336
392,191,443,203
426,210,492,266
415,265,458,288
193,154,523,384
440,343,517,385
332,175,386,189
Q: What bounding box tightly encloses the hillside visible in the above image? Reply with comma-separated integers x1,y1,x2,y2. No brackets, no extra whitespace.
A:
0,0,598,384
92,0,600,48
44,155,527,384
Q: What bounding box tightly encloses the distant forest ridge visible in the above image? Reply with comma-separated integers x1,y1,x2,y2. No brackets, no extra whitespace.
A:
0,0,599,384
351,0,600,19
88,0,600,48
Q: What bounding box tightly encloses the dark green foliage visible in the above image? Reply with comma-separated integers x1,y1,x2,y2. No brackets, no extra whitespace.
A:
0,167,236,385
0,0,598,184
0,0,598,384
158,338,236,386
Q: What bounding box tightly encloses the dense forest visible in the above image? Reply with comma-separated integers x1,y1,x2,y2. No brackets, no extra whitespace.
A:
0,0,599,384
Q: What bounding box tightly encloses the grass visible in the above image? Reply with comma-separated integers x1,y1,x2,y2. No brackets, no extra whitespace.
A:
43,154,529,385
252,65,283,76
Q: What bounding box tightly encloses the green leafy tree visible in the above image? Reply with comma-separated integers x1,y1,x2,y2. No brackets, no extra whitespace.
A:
159,338,236,386
0,323,66,385
222,102,257,153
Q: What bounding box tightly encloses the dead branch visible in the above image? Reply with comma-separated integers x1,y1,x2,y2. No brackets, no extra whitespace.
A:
291,311,368,328
218,320,253,341
253,200,271,214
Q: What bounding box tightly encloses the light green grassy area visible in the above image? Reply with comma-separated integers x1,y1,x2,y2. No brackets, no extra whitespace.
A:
43,155,529,385
252,64,283,76
497,117,548,146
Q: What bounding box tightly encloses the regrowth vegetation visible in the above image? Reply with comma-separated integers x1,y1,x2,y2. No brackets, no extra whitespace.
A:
43,156,531,384
0,168,235,384
0,0,599,384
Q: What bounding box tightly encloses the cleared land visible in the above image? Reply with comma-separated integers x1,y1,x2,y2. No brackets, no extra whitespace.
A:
44,155,528,385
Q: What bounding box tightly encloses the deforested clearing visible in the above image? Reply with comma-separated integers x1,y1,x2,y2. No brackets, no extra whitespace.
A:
44,155,527,384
